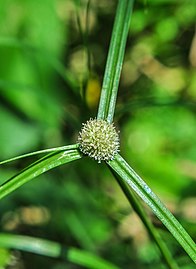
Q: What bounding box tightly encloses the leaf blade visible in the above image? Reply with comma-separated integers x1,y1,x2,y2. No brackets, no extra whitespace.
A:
0,144,79,165
108,167,179,269
108,154,196,263
0,144,82,199
0,233,119,269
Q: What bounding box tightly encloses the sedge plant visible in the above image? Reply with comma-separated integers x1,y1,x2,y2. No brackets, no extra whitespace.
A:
0,1,195,268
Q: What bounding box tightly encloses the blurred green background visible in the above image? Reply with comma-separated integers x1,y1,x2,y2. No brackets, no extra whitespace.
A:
0,0,196,268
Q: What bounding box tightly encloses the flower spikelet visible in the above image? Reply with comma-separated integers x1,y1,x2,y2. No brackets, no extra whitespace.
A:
78,119,120,162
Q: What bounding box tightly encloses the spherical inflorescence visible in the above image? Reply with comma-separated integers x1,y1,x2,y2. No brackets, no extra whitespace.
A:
78,119,120,163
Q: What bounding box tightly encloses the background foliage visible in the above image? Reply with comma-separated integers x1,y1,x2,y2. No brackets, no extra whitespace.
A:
0,0,195,268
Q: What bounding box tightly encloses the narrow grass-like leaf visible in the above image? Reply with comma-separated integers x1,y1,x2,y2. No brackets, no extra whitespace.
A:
97,0,134,123
109,167,179,269
0,233,119,269
68,248,119,269
108,154,196,263
0,144,82,199
0,144,79,165
0,233,60,258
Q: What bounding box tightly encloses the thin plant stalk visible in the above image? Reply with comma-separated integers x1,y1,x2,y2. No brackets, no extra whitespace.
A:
97,0,134,123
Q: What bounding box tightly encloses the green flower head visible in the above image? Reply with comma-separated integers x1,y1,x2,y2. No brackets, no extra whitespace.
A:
78,119,120,163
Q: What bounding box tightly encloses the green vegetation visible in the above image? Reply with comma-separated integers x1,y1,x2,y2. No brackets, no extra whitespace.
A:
0,0,196,268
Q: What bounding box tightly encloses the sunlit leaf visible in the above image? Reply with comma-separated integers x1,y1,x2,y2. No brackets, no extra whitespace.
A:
0,144,82,199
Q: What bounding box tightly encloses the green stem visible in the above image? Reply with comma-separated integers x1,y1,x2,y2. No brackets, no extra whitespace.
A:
97,0,134,123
